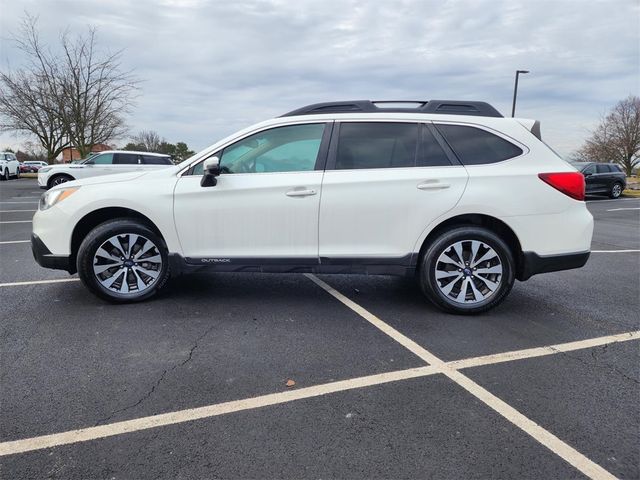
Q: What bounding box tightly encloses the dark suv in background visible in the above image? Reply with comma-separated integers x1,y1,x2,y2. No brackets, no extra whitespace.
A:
571,162,626,198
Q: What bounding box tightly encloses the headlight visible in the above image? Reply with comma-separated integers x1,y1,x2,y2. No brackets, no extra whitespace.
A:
39,187,80,211
39,167,52,173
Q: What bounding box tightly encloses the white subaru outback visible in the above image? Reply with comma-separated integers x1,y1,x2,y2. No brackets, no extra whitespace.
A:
37,150,173,189
32,100,593,314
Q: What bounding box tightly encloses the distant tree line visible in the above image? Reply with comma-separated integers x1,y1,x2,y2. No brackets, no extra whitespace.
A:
0,14,137,161
123,130,195,162
573,95,639,176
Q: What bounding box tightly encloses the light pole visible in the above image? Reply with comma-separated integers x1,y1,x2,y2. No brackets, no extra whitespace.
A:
511,70,529,117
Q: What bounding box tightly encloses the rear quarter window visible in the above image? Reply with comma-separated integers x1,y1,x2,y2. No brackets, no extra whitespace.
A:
436,124,523,165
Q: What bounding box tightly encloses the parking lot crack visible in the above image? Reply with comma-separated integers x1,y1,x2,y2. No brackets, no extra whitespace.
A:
93,323,217,426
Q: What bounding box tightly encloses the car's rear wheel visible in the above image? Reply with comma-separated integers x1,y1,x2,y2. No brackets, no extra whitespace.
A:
47,174,74,189
1,169,8,181
419,226,515,314
77,219,170,303
610,182,623,199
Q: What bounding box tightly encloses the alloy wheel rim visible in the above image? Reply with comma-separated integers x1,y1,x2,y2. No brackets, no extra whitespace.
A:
93,233,163,295
613,184,621,197
435,240,503,304
53,177,68,186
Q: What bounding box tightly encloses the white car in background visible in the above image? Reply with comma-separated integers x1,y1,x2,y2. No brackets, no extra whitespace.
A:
38,150,174,189
0,152,20,180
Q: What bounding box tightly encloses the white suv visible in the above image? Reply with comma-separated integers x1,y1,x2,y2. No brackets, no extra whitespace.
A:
37,150,173,189
0,152,20,180
31,100,593,314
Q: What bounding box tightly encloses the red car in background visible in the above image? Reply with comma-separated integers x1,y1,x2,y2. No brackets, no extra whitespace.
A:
19,161,49,173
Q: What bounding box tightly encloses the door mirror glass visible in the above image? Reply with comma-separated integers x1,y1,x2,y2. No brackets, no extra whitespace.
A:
201,156,220,187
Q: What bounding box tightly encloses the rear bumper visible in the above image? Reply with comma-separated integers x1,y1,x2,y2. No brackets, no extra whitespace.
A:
31,233,75,273
518,251,590,281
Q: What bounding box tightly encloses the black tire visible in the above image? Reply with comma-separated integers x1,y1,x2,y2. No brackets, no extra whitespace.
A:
14,168,20,179
47,174,74,189
1,169,8,181
609,182,623,199
77,218,171,303
418,226,515,315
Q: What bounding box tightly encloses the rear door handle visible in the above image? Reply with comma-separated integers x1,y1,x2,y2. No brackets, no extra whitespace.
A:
417,180,450,190
286,188,317,197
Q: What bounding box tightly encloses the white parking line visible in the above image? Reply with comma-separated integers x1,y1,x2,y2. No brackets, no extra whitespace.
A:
606,207,640,212
10,196,40,199
0,220,32,224
0,278,79,287
305,274,618,480
0,240,30,244
0,201,38,204
0,210,36,213
591,249,640,253
586,198,640,203
0,328,636,463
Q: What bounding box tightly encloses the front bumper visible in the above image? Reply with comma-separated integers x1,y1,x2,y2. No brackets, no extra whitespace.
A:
517,251,590,281
31,233,75,273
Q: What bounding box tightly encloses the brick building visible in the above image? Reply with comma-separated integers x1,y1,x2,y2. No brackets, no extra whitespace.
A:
61,144,111,163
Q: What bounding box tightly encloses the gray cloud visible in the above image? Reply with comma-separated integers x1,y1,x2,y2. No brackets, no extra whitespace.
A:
1,0,638,156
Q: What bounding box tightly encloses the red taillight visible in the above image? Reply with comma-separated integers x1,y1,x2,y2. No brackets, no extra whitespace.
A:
538,172,585,201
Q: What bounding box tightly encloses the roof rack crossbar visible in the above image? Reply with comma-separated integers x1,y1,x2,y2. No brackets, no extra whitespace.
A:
281,100,503,118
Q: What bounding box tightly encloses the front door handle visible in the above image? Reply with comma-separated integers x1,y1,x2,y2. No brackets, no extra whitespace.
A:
417,180,450,190
286,188,317,197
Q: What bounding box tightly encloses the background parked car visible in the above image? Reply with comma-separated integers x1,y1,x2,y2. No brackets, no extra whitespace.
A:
0,152,20,180
37,150,174,189
571,161,627,198
20,161,49,173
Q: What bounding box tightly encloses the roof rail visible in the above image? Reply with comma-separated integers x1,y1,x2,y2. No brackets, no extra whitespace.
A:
281,100,503,118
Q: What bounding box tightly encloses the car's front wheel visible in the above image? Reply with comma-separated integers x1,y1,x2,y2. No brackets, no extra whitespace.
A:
610,182,623,199
1,169,8,181
77,219,171,303
419,226,515,314
47,174,74,189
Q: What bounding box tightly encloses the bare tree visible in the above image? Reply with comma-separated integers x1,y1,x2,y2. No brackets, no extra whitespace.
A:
0,15,138,159
132,130,164,152
574,95,640,176
58,27,138,157
0,17,68,160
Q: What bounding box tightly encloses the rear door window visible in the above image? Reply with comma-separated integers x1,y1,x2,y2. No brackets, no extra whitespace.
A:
436,124,523,165
114,153,140,165
335,122,418,169
417,126,453,167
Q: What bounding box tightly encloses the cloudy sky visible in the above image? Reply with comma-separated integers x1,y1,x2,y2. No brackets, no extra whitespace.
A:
1,0,638,157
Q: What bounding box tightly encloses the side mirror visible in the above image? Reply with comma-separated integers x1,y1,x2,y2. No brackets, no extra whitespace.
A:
583,171,592,177
201,156,220,187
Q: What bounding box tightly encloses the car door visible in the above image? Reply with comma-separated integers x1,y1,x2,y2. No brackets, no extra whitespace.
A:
318,122,468,263
582,163,601,193
113,152,144,173
596,164,615,191
173,122,331,261
79,152,116,178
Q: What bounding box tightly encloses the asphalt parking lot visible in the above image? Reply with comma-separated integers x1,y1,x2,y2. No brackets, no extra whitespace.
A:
0,178,638,479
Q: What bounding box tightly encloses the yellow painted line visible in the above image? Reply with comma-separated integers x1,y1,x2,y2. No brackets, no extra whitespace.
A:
305,274,618,480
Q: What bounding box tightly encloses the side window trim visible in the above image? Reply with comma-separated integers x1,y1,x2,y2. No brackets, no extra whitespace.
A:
424,123,460,166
